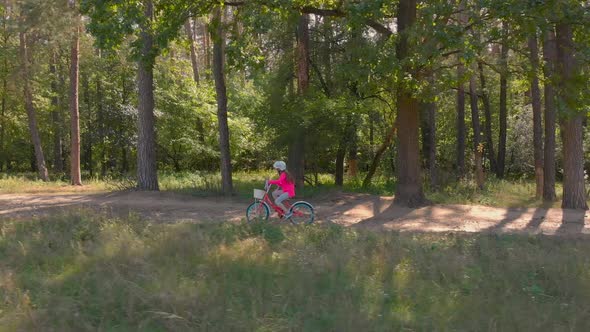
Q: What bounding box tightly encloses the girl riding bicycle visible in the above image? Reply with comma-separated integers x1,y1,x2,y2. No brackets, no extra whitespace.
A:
268,161,295,219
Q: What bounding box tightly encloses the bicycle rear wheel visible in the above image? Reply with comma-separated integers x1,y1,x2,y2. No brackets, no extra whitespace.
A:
246,202,270,222
289,202,314,225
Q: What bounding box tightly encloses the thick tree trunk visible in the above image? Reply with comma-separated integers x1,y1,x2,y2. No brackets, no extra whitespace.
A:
456,62,466,176
561,117,587,209
288,136,305,189
497,23,509,178
69,7,82,185
211,7,233,196
289,14,310,191
396,93,423,206
542,29,557,202
19,31,49,181
555,23,587,210
136,0,159,190
478,61,497,173
185,19,200,85
394,0,424,206
50,52,63,173
528,34,543,198
469,74,484,189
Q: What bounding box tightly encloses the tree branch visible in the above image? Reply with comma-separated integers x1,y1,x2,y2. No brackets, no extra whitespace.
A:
301,6,393,36
309,59,331,97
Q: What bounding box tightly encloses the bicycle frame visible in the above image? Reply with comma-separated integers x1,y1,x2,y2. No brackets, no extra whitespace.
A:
257,184,292,218
248,181,314,223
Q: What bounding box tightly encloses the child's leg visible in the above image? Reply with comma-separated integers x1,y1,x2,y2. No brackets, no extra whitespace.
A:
272,189,283,201
275,192,290,214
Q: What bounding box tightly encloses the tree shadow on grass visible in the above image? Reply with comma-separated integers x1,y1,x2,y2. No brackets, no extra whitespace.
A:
0,212,426,331
555,208,587,236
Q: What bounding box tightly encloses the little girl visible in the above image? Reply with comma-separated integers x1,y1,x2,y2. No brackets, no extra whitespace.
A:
268,161,295,218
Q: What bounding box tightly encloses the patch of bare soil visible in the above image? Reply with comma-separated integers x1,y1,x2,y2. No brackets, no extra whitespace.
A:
1,191,588,236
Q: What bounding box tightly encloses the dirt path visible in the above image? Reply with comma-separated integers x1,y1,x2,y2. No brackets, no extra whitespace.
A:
1,191,589,236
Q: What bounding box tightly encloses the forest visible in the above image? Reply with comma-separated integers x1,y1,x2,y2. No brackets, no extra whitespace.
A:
4,1,590,330
0,0,589,209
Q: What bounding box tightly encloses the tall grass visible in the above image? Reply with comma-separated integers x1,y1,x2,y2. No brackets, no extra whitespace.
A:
1,212,590,331
0,173,111,194
427,177,568,208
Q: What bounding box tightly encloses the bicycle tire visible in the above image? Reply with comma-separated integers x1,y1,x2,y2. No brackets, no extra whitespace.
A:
246,201,270,223
289,202,315,225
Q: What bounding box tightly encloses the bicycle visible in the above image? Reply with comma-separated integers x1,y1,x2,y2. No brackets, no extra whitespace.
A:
246,181,315,224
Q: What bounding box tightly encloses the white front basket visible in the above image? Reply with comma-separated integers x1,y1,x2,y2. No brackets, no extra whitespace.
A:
253,189,266,199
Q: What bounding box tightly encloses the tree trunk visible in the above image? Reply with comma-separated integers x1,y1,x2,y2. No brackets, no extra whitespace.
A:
203,21,211,73
185,18,206,146
288,136,305,189
336,117,353,186
528,34,543,198
119,72,130,174
456,62,466,176
478,61,497,173
0,13,7,171
322,17,333,90
555,22,587,210
82,74,93,177
211,7,233,196
0,63,5,172
289,14,310,191
469,74,484,189
185,19,200,85
542,28,557,202
420,104,430,168
69,4,82,185
19,30,49,181
420,101,437,188
394,0,425,206
335,142,345,186
50,52,63,173
96,50,107,177
348,117,359,177
136,0,159,190
363,125,395,188
348,138,358,177
497,22,509,178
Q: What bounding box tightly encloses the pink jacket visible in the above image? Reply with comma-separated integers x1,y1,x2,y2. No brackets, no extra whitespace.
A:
269,172,295,197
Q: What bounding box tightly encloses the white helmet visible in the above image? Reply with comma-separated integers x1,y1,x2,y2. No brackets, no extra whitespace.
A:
273,161,287,171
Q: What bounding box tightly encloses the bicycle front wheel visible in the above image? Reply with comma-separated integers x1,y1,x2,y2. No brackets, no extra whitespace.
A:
246,201,270,223
289,202,314,225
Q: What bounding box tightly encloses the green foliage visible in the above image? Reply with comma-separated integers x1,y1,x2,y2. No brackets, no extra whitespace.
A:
1,0,589,201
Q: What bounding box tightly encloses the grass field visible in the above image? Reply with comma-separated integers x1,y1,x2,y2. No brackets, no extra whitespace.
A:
1,212,590,331
1,172,586,209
